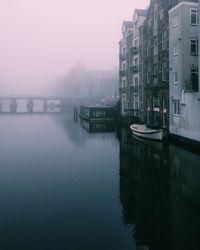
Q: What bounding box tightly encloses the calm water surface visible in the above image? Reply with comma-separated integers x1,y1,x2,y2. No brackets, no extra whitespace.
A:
0,113,200,250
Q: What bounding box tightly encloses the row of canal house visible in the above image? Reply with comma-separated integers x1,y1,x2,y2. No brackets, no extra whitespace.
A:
119,0,200,143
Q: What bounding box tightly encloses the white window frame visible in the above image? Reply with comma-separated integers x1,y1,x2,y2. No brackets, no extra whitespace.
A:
173,100,180,116
174,72,178,84
153,96,160,108
173,15,178,27
190,38,198,55
190,8,199,26
173,43,178,56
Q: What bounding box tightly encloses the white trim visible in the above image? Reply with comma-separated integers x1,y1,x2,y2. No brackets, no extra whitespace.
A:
169,2,198,14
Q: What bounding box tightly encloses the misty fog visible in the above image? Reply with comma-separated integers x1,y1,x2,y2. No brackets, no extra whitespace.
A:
0,0,148,96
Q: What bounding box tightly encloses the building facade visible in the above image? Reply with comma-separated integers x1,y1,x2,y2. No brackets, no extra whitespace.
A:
119,10,147,120
130,10,148,121
169,2,200,143
142,0,171,129
119,21,133,116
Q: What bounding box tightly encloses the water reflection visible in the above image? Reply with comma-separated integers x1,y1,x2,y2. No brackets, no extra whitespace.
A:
80,119,115,133
0,112,199,249
118,128,200,250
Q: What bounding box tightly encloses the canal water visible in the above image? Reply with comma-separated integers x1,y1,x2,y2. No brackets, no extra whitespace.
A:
0,112,200,250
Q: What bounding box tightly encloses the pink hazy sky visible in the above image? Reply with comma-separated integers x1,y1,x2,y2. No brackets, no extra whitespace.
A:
0,0,149,94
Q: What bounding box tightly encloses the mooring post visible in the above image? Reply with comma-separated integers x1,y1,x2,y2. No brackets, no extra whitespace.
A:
74,107,78,123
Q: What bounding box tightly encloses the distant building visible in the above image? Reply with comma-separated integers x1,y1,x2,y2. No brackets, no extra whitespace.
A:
119,10,147,119
169,2,200,143
131,9,148,121
119,21,133,116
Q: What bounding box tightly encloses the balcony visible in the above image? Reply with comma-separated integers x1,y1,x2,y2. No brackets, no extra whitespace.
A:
119,87,126,94
119,53,126,61
119,70,126,77
184,79,199,92
130,85,139,93
131,47,139,55
130,65,139,73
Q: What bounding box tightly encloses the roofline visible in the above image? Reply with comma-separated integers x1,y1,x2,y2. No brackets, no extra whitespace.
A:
169,1,199,14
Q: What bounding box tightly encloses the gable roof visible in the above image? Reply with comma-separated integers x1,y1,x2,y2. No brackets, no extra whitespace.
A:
135,9,148,17
123,21,133,28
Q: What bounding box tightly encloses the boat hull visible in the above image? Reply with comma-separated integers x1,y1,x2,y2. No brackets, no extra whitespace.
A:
130,124,163,141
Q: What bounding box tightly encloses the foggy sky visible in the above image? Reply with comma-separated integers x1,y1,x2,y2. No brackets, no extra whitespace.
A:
0,0,149,94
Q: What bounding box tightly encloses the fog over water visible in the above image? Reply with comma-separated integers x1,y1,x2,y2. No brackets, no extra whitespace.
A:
0,0,149,95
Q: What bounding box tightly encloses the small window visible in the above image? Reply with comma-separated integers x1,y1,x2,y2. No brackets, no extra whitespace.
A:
134,39,139,48
173,43,178,56
190,8,199,25
122,63,126,70
154,45,158,56
134,57,139,67
173,15,178,27
174,72,178,84
191,39,198,55
162,61,168,81
122,79,126,88
147,65,151,83
191,67,198,91
135,102,139,110
173,100,180,116
134,76,139,86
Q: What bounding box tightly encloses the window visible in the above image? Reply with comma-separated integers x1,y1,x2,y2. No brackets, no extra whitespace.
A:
154,64,158,76
93,110,106,118
173,15,178,27
147,65,151,83
134,76,139,86
174,72,178,84
122,79,126,88
191,39,198,55
191,67,198,90
173,100,180,115
122,63,126,70
134,39,139,48
190,8,199,25
162,31,168,51
147,40,151,57
154,45,158,56
153,37,158,56
173,43,178,56
153,96,160,108
134,57,139,67
158,9,163,21
135,102,139,110
162,61,168,81
140,102,143,110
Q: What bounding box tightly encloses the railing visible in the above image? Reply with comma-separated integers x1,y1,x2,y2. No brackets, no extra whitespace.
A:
130,65,139,73
119,70,126,76
131,47,139,55
119,87,126,94
119,53,126,60
130,86,139,93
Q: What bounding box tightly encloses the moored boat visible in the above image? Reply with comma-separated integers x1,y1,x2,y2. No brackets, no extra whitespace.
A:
130,124,163,141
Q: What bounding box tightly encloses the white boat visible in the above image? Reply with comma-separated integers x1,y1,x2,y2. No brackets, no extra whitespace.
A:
130,124,163,141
